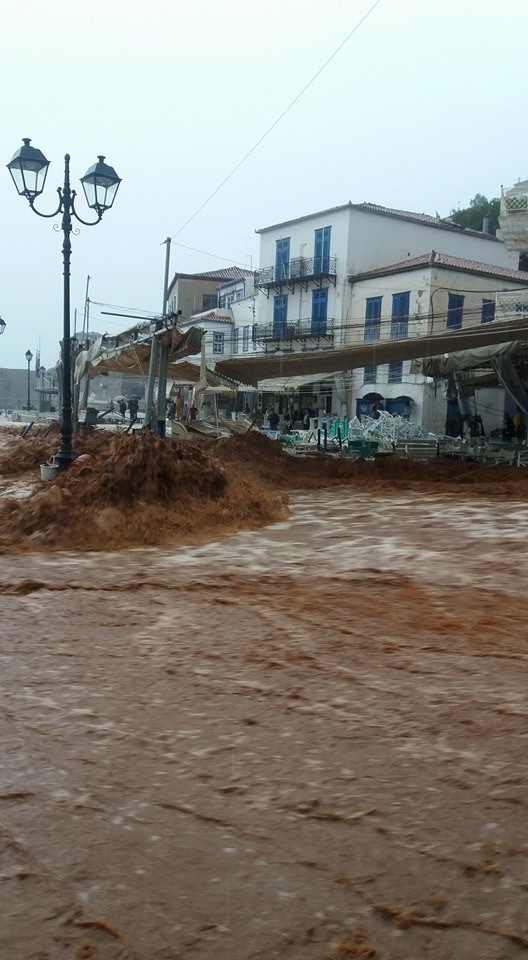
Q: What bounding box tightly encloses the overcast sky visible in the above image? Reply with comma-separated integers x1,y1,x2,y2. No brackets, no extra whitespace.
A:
1,0,526,370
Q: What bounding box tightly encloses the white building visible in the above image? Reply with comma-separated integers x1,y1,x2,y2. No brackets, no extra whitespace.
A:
251,202,525,427
348,251,528,434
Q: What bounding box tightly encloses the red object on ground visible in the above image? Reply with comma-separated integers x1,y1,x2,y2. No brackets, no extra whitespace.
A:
70,453,98,470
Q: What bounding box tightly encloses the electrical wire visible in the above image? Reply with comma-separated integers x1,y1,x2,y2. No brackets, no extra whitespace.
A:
171,0,384,238
171,241,252,268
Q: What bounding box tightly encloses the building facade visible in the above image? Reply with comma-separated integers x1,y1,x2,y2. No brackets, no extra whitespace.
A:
348,252,528,434
251,202,525,429
167,267,254,321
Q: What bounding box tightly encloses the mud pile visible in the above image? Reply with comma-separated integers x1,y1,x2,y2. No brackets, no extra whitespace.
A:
0,424,59,474
0,431,287,553
1,427,528,553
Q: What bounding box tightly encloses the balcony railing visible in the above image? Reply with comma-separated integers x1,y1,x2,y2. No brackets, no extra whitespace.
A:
253,317,334,344
254,256,337,290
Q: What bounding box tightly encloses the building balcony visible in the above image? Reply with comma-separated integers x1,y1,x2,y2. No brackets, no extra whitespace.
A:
252,317,335,348
254,256,337,294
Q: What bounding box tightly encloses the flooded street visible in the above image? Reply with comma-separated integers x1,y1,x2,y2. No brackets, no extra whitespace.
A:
2,488,528,959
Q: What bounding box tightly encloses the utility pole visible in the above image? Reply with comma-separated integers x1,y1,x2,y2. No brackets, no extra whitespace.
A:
156,238,172,437
145,238,171,433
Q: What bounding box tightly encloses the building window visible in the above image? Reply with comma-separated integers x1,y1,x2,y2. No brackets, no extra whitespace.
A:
481,299,495,323
203,294,217,311
273,295,288,339
447,293,464,329
364,365,377,383
233,329,239,354
387,292,409,381
311,288,328,335
212,332,224,354
364,296,382,341
388,361,403,382
391,292,410,340
314,226,331,273
275,238,290,281
242,326,250,352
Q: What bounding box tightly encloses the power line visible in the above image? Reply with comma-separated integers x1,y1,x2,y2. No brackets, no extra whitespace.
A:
171,0,384,239
171,241,251,268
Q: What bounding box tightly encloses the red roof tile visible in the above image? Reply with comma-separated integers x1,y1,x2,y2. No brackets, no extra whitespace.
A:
170,266,253,284
181,310,233,326
350,250,528,284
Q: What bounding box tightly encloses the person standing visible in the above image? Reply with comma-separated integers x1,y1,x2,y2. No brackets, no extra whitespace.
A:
513,406,525,441
503,412,515,442
128,397,139,422
268,408,280,431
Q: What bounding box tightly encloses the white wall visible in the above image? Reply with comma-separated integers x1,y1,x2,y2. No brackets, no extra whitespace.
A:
256,207,352,345
347,207,519,275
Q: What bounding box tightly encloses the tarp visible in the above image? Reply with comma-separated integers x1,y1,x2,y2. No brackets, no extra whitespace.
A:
490,354,528,417
74,326,204,384
410,342,520,377
167,361,237,389
257,372,344,391
215,318,528,386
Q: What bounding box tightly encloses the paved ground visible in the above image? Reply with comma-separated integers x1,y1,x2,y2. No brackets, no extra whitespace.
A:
1,488,528,959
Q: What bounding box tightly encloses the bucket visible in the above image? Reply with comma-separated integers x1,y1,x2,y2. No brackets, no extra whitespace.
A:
40,462,60,481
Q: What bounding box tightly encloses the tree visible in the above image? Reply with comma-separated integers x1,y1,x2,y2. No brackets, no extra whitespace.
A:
450,194,500,233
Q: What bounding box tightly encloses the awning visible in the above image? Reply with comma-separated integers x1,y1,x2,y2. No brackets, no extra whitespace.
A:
410,341,520,377
74,326,204,384
215,318,528,386
168,360,237,389
257,372,343,391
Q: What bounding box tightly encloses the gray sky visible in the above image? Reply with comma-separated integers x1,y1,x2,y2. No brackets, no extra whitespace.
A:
1,0,526,370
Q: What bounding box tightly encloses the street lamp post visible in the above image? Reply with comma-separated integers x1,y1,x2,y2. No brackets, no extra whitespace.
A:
7,139,121,470
25,349,33,411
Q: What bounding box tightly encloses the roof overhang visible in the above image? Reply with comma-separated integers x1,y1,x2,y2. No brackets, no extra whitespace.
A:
215,318,528,386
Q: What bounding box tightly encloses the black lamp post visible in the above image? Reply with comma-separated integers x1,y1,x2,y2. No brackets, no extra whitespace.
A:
0,317,6,336
25,349,33,410
7,139,121,470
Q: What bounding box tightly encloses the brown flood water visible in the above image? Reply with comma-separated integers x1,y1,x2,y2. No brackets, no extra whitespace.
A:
2,484,528,959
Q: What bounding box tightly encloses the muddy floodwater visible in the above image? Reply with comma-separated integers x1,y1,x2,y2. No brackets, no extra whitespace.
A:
2,487,528,959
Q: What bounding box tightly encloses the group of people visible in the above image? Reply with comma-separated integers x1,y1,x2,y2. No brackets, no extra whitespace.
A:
264,404,329,433
167,394,186,421
117,397,139,421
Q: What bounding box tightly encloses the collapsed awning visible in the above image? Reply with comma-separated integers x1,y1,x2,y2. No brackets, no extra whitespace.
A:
410,341,520,377
169,361,238,390
74,326,204,384
215,318,528,386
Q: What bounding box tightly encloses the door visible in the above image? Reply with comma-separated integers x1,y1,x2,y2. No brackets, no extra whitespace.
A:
273,295,288,339
314,226,331,274
311,288,328,335
275,238,290,281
